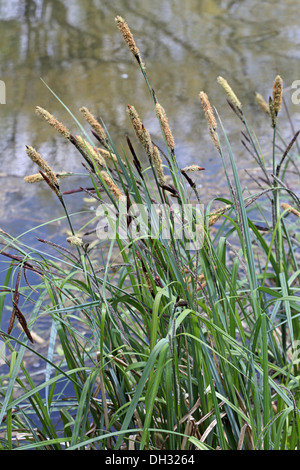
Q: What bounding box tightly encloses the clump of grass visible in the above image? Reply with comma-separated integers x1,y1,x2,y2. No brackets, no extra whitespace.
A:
0,16,299,451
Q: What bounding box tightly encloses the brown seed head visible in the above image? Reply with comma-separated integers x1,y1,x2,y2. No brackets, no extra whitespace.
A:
79,107,108,146
35,106,71,140
268,97,277,128
115,16,144,68
217,76,242,111
24,173,45,183
25,146,59,193
208,205,232,227
152,145,166,186
75,135,106,167
281,203,300,218
100,170,126,202
26,145,51,173
181,165,205,172
199,92,220,151
155,103,175,151
272,75,283,116
127,105,153,158
199,92,217,130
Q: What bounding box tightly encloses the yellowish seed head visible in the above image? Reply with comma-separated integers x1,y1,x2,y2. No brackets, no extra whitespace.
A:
35,106,71,140
155,103,175,151
26,146,51,173
79,107,108,145
67,236,83,247
181,165,205,172
25,146,59,194
75,135,106,167
217,76,242,111
199,92,217,130
100,170,126,202
127,105,153,157
255,93,270,114
152,145,166,186
115,16,144,68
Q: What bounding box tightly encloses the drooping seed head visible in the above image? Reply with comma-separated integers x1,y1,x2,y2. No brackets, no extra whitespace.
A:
67,235,83,247
24,173,45,183
255,93,270,114
208,205,232,227
181,165,205,172
24,172,70,184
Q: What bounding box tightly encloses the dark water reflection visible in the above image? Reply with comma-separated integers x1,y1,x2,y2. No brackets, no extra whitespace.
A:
0,0,299,233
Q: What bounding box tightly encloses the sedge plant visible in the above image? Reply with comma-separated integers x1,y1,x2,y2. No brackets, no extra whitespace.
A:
0,16,299,450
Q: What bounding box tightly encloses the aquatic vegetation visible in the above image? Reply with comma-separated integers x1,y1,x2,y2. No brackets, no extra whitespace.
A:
0,16,299,451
